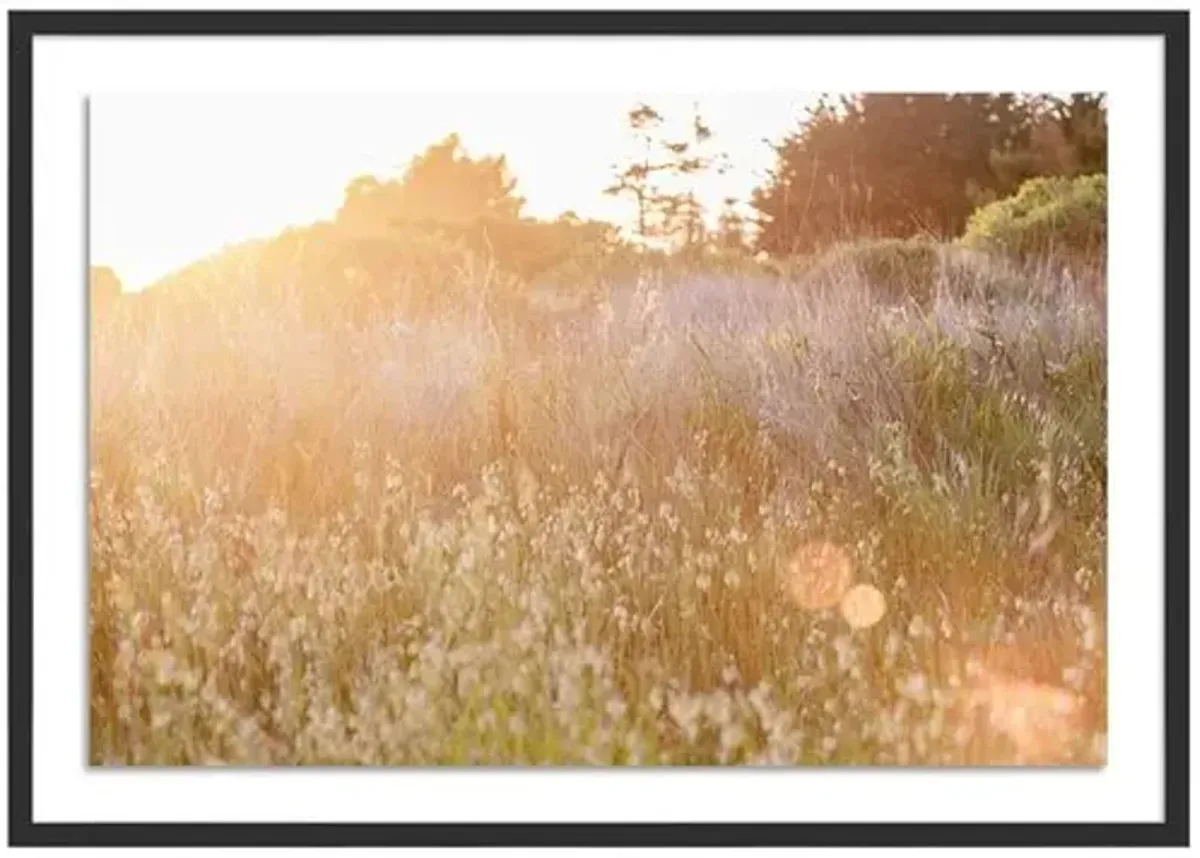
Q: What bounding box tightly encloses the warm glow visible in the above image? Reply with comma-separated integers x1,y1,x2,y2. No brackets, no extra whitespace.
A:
964,676,1087,765
840,584,887,630
87,87,1107,768
90,93,814,291
784,541,855,611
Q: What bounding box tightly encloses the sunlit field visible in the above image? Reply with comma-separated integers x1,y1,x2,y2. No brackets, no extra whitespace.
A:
90,92,1107,766
90,239,1106,765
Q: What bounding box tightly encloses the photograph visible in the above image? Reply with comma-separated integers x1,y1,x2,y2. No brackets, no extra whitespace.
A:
11,6,1187,849
88,89,1110,768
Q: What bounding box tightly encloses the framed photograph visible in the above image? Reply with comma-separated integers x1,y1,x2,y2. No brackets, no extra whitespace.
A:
9,7,1188,849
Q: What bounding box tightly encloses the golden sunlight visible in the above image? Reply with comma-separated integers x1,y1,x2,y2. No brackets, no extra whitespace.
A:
89,92,1107,767
90,92,814,291
784,541,855,611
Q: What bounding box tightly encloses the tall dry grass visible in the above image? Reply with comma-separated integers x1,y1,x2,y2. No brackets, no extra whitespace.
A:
90,246,1106,765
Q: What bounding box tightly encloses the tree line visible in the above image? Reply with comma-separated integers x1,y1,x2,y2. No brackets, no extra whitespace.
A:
93,93,1106,311
751,93,1106,256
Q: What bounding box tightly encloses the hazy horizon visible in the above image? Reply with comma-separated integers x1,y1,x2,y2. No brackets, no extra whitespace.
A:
90,92,816,290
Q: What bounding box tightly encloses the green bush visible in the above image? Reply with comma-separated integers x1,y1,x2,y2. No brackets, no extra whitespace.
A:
962,173,1106,263
804,237,940,306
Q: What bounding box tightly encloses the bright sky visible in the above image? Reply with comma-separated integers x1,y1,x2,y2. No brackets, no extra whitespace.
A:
90,93,815,291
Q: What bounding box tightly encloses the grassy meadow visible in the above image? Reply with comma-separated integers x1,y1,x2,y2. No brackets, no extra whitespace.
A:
89,237,1106,766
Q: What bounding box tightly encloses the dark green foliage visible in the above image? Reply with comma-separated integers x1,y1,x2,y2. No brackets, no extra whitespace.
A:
752,94,1107,259
988,94,1108,192
752,94,1032,256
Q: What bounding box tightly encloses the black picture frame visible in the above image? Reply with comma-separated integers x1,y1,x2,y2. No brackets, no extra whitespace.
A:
7,8,1189,849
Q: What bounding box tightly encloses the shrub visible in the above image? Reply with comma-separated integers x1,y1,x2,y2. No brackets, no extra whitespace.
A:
803,237,940,306
961,173,1106,264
